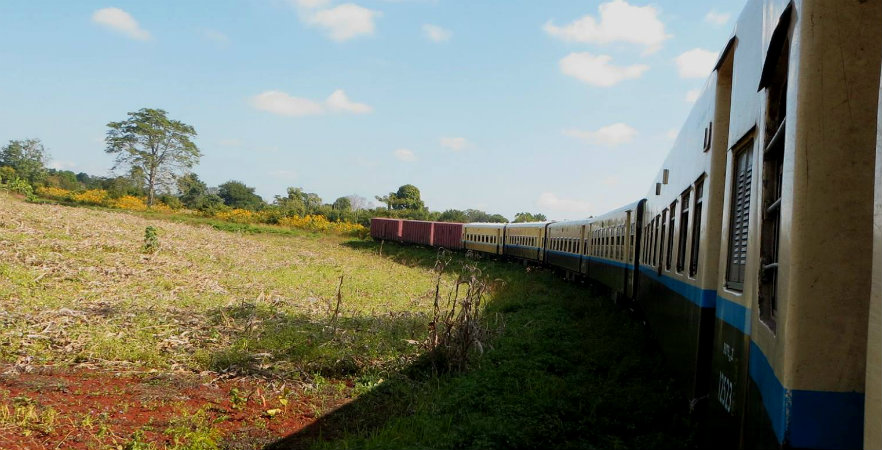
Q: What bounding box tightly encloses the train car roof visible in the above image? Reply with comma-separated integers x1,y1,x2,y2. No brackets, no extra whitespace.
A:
505,222,552,229
586,199,645,224
547,219,591,229
463,222,507,229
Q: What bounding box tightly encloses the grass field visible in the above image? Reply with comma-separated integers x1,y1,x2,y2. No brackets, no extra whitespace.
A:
0,193,695,449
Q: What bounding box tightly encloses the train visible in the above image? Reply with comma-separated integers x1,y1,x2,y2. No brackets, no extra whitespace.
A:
372,1,882,448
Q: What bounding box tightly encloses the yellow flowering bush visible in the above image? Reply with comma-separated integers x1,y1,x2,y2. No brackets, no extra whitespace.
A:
278,214,367,235
149,202,174,214
214,208,257,224
72,189,110,206
36,186,72,200
113,195,147,211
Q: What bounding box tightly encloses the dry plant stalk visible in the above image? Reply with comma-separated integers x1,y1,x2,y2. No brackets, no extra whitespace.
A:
426,249,499,373
328,274,344,333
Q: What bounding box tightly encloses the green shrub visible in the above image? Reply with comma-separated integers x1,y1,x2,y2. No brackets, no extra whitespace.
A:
143,226,159,253
157,194,183,210
4,177,35,201
0,166,15,183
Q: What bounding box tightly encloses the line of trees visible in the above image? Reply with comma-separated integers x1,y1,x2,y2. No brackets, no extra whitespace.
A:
1,107,548,225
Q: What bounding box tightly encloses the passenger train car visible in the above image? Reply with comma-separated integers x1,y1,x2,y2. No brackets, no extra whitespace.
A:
371,0,882,448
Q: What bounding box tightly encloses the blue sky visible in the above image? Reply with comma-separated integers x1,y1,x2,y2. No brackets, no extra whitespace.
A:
0,0,745,220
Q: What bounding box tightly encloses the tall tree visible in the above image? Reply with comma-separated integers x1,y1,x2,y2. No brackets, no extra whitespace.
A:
345,194,371,211
0,138,49,185
394,184,424,211
439,209,468,223
218,180,265,210
513,212,548,223
176,172,209,209
105,108,201,206
332,196,352,211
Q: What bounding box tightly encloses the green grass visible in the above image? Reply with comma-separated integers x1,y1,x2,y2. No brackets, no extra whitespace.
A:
268,243,696,450
0,193,696,449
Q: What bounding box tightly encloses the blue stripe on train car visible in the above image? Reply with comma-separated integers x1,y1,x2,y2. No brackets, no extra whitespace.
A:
504,244,540,251
585,255,630,269
630,260,865,449
716,296,750,335
747,341,864,449
546,249,581,259
637,266,715,308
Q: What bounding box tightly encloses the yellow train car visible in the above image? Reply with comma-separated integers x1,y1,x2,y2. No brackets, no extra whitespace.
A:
545,220,586,274
462,223,504,256
503,222,549,262
708,1,881,448
584,202,642,299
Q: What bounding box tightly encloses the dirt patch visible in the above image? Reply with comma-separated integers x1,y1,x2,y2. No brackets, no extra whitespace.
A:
0,365,351,450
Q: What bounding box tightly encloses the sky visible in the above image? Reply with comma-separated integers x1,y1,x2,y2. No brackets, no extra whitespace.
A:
0,0,746,221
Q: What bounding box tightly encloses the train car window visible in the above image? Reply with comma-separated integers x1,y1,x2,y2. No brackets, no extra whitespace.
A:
603,227,612,258
758,24,791,331
726,143,754,291
617,225,622,261
666,202,676,271
677,189,691,273
659,210,668,273
690,179,704,277
629,222,635,263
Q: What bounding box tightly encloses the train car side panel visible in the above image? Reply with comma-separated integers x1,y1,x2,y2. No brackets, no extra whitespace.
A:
866,55,882,450
546,221,585,273
463,223,504,255
503,222,548,262
433,222,464,250
400,220,434,246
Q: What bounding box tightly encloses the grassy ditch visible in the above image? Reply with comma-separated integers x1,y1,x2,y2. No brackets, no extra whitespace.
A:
271,242,696,449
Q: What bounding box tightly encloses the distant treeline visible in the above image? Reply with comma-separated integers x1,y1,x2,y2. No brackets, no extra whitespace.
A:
0,137,546,226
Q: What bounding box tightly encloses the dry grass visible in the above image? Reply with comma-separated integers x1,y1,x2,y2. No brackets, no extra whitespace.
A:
0,193,454,377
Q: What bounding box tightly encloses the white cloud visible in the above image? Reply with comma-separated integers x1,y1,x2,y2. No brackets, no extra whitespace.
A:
49,160,76,170
704,11,731,26
218,139,243,147
675,48,718,79
685,88,701,103
307,4,380,41
564,123,637,146
394,148,416,162
440,137,469,151
326,89,373,114
290,0,332,8
250,91,325,117
201,29,229,45
559,52,648,87
537,193,591,216
91,7,151,41
250,89,372,117
544,0,670,53
422,24,452,42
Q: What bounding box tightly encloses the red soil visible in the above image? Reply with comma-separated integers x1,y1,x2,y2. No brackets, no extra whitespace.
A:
0,365,349,450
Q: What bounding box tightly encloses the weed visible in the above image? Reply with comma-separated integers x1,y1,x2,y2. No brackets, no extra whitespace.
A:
164,408,221,450
123,430,158,450
143,225,159,253
425,250,501,373
229,387,247,410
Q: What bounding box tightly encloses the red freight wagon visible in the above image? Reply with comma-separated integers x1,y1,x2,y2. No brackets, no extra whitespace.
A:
401,220,434,246
433,222,464,250
370,218,402,241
